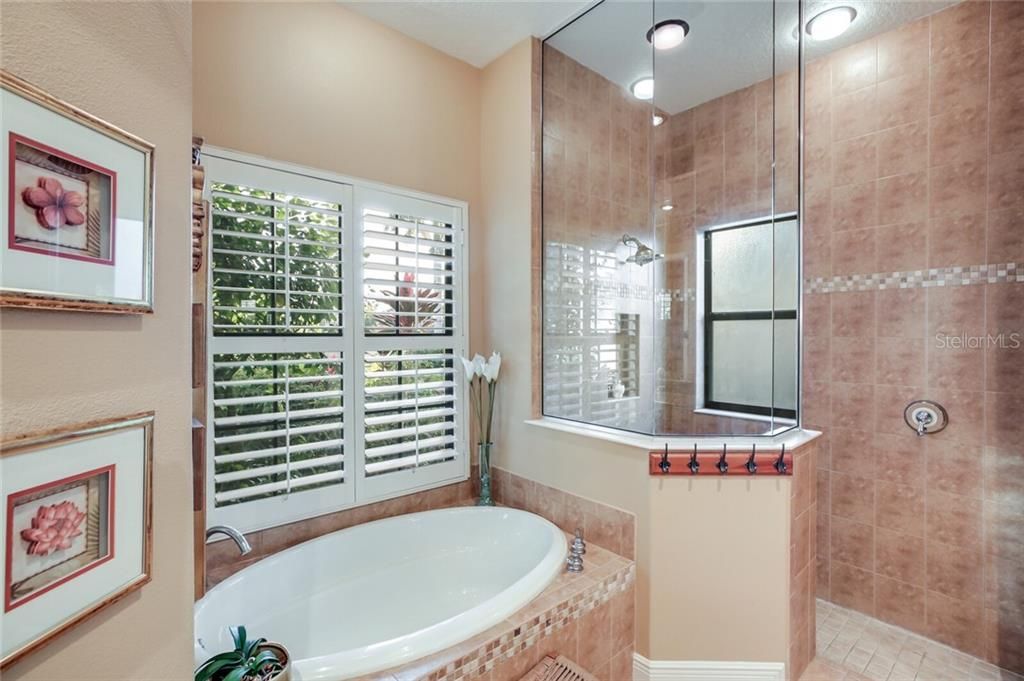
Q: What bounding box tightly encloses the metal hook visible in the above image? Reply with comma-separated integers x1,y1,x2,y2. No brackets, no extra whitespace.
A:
774,443,788,474
745,444,758,474
659,443,671,474
716,443,729,474
688,443,699,474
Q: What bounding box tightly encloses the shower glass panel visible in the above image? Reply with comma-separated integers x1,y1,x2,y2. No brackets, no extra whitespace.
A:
542,0,801,437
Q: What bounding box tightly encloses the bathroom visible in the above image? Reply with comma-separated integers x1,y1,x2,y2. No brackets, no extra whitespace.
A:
0,0,1020,680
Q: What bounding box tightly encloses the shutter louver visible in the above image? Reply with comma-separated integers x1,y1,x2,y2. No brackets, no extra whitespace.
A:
211,352,345,505
363,349,458,477
362,211,455,336
211,183,343,335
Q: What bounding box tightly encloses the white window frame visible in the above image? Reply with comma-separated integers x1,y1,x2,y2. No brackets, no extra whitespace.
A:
203,147,469,534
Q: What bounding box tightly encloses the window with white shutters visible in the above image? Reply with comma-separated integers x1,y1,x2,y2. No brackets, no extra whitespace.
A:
204,153,467,532
356,189,466,499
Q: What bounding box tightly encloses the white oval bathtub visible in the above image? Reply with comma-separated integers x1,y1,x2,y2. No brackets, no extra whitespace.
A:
194,507,567,680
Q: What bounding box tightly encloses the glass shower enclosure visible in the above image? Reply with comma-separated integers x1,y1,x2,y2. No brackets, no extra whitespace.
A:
541,0,802,437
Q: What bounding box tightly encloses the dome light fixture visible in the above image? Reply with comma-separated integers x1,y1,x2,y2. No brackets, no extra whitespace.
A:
646,19,690,50
652,114,665,127
661,202,674,212
631,77,654,101
806,6,857,41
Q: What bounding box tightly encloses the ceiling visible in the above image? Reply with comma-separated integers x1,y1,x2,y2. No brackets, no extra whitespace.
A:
343,0,963,114
549,0,962,113
342,0,591,68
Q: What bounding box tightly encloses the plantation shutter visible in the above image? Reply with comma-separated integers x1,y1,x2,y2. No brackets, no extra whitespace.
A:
205,156,356,531
204,152,468,533
356,188,466,499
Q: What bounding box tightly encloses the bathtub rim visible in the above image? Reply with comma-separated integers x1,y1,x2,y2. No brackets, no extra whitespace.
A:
194,505,568,678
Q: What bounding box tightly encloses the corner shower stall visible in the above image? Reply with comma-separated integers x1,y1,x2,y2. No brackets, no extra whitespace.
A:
541,0,800,438
540,0,1024,677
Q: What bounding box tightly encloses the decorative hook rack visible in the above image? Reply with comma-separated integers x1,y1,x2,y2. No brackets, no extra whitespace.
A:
649,442,794,477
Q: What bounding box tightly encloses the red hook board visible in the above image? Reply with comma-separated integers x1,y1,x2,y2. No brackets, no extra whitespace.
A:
648,450,794,476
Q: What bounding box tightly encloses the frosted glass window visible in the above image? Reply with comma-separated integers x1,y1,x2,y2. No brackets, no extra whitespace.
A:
710,320,773,407
773,221,799,311
709,219,797,313
704,218,798,417
773,319,797,410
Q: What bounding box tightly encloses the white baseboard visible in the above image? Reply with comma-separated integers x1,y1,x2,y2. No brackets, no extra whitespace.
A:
632,654,786,681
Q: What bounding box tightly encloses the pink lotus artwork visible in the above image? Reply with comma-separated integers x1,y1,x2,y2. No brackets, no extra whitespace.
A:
21,177,87,230
20,501,87,556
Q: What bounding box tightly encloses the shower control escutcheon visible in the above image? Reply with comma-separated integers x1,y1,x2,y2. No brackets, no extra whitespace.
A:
904,400,948,437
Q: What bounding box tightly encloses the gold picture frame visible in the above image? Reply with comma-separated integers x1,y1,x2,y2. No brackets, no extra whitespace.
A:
1,70,155,313
0,412,154,669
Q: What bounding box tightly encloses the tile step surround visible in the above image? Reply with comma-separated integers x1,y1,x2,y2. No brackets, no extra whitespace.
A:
362,538,636,681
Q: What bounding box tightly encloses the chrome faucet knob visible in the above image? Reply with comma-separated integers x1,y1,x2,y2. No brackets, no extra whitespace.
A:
566,552,584,573
571,528,586,555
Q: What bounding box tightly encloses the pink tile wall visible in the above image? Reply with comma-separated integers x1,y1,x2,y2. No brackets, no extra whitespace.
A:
654,73,798,435
803,1,1024,672
791,441,820,681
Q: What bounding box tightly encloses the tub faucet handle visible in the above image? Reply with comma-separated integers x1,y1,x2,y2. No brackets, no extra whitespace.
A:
572,528,586,555
566,528,585,573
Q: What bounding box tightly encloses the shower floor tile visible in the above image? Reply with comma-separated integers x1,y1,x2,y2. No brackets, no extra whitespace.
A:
802,600,1024,681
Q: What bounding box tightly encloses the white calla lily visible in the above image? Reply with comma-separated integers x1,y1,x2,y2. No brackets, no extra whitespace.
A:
482,352,502,382
459,356,478,381
471,353,487,378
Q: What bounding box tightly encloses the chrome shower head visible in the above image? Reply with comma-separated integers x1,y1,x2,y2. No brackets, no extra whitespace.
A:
621,234,664,266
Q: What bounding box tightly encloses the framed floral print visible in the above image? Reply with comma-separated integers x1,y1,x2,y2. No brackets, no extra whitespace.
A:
1,70,154,313
0,413,153,669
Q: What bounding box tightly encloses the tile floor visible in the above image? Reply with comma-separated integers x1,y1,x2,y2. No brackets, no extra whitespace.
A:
803,600,1024,681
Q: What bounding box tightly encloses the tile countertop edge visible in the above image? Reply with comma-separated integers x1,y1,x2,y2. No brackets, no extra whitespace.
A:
525,416,822,453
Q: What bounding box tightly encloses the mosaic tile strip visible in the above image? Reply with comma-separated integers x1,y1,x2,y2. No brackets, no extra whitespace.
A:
805,262,1022,294
401,562,636,681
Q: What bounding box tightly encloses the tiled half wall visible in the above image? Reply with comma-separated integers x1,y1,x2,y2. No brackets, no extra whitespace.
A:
802,1,1024,673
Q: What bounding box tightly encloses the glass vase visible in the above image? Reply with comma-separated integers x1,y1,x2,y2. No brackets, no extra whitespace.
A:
477,442,495,506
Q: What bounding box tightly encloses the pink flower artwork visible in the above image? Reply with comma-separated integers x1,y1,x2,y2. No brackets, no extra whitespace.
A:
21,177,87,231
20,501,87,556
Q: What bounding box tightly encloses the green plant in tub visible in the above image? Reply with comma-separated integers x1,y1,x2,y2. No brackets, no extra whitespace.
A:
195,626,284,681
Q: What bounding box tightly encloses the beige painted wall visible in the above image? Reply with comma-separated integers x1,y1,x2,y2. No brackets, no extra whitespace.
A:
479,39,792,662
0,2,194,679
192,0,485,351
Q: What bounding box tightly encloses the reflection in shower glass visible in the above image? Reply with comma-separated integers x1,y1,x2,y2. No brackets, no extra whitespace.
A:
542,0,801,436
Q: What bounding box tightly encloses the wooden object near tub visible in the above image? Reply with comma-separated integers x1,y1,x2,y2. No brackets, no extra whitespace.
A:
191,136,208,600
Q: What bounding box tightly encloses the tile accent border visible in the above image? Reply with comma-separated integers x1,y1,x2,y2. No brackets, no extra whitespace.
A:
805,262,1022,294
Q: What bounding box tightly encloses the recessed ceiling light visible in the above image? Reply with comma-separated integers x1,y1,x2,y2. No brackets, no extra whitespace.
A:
806,6,857,41
631,77,654,101
661,202,674,212
652,114,665,127
646,20,690,50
